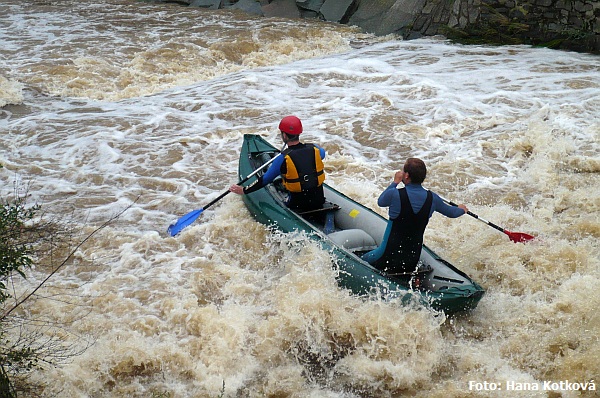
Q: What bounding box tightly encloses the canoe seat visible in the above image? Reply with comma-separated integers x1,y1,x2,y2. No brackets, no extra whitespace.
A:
328,229,377,251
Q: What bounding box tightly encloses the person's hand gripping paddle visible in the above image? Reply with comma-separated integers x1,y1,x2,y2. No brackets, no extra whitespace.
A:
167,148,285,237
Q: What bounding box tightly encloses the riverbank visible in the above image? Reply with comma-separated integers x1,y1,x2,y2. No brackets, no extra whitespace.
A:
157,0,600,54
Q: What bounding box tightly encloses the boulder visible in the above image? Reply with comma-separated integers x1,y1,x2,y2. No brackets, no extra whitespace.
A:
189,0,222,8
349,0,428,36
262,0,301,18
296,0,325,13
320,0,356,23
231,0,264,15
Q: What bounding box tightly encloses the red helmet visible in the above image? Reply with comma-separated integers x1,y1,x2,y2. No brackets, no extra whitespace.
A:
279,116,302,135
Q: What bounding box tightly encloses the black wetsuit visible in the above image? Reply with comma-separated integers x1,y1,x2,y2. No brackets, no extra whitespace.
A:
372,188,433,274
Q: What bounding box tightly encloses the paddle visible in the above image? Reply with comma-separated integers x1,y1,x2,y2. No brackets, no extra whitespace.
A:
440,196,535,243
167,148,284,237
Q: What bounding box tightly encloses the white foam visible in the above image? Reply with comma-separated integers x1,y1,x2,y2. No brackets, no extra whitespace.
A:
2,0,599,396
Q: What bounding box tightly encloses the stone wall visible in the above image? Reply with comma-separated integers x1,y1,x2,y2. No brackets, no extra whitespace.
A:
165,0,600,54
441,0,600,53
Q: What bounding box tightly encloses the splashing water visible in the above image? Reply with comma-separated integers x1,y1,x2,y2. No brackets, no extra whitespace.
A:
1,0,599,396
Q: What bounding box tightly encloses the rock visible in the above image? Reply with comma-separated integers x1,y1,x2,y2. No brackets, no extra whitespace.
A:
348,0,428,36
262,0,301,18
296,0,325,13
231,0,264,15
320,0,356,23
190,0,222,8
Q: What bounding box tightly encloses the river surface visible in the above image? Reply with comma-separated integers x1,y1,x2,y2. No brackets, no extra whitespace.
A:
1,0,599,397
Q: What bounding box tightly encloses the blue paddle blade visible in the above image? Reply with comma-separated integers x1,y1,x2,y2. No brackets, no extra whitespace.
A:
167,208,204,236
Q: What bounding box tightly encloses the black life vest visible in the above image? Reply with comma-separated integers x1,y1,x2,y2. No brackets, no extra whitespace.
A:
373,188,433,274
281,143,325,193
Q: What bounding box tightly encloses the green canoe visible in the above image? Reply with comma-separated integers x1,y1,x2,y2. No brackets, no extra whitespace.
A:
238,134,485,315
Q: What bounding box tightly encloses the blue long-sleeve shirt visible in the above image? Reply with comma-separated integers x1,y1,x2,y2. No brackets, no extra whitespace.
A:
378,182,465,220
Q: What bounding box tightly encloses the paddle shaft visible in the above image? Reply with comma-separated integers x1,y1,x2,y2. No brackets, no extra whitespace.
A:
204,146,285,212
440,195,535,243
167,145,285,236
439,196,506,234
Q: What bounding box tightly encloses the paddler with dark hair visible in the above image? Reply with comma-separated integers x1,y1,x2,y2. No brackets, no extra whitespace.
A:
229,116,326,212
362,158,468,275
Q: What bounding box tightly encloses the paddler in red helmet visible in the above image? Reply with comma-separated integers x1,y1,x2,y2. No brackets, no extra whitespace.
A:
229,116,327,212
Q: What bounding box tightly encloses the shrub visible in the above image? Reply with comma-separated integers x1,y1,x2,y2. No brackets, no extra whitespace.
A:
0,188,39,397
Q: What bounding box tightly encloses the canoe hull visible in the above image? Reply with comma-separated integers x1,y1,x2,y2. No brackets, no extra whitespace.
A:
238,134,484,314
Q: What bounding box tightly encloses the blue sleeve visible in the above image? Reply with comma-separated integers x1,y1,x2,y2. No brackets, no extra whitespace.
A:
377,183,398,207
261,153,285,185
316,145,326,160
378,183,402,219
432,193,465,218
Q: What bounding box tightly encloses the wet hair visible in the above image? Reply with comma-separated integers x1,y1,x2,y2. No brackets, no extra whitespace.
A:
404,158,427,183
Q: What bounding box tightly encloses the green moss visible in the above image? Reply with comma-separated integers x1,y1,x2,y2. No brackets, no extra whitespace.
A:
441,24,528,46
536,38,565,49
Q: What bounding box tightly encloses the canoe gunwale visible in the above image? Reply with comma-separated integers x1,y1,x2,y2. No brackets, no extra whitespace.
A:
238,134,485,314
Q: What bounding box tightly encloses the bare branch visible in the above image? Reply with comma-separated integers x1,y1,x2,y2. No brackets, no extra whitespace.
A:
1,197,139,321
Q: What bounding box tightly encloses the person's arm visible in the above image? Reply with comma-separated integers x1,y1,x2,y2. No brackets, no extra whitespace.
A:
316,144,326,160
377,183,398,207
259,155,284,185
432,193,467,218
229,155,285,195
377,171,404,207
